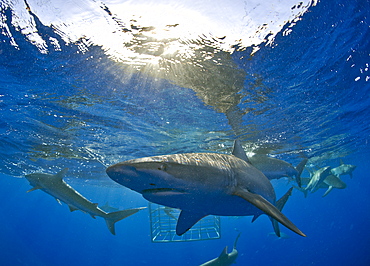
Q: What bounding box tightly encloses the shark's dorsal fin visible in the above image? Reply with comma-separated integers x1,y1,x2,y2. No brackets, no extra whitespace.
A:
27,186,42,193
68,205,78,212
232,188,306,237
232,140,251,163
176,211,207,236
55,168,69,180
218,247,229,260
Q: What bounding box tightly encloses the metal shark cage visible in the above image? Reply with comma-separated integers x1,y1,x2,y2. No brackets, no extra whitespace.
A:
149,203,221,242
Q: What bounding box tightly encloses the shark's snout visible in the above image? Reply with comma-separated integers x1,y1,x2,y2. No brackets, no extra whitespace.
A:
106,164,138,183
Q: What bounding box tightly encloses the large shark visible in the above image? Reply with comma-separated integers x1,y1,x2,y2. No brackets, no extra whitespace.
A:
106,140,306,237
331,159,356,178
25,168,145,235
199,233,241,266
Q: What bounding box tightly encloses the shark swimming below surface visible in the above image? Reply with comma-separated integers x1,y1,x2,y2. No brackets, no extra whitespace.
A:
106,140,306,237
331,159,356,178
199,233,241,266
25,168,146,235
247,154,307,187
294,174,347,197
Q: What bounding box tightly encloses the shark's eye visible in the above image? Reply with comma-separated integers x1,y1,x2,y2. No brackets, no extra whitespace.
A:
158,163,167,171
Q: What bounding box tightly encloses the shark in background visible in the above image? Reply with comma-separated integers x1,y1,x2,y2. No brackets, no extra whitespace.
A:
294,175,347,197
199,233,241,266
247,154,307,187
231,140,307,186
25,168,146,235
331,159,356,178
106,140,305,237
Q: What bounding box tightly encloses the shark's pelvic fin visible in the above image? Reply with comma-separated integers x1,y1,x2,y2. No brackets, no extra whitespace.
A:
322,186,333,197
232,140,251,163
26,186,42,193
68,205,78,212
105,207,146,235
176,211,206,236
233,187,306,237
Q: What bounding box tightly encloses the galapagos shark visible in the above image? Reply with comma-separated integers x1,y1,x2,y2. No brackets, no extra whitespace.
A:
331,159,356,178
304,166,332,193
199,233,241,266
106,140,305,237
294,174,347,197
25,168,145,235
247,154,307,187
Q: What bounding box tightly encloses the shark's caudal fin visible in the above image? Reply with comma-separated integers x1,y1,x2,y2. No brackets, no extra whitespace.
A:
292,185,309,198
295,159,308,187
176,211,207,236
233,188,306,237
232,140,251,163
271,187,293,237
104,207,146,235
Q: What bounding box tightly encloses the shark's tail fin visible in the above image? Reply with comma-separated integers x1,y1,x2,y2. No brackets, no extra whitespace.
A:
295,158,308,187
271,187,293,237
104,207,146,235
292,185,309,198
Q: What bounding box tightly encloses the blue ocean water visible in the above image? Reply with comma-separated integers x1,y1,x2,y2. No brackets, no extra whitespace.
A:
0,0,369,265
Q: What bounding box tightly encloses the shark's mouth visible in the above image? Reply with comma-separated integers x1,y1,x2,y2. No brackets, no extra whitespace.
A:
142,188,187,195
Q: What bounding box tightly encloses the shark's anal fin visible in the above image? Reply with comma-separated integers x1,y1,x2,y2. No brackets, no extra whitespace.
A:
233,188,306,237
27,186,42,193
176,211,207,236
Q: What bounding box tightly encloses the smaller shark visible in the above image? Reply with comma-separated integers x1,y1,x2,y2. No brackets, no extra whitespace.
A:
294,174,347,197
25,168,146,235
199,233,241,266
304,166,332,192
331,159,356,178
246,154,307,187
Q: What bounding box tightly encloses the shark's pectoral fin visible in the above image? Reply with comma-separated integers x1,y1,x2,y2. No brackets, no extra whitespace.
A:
27,186,42,193
233,188,306,237
176,211,207,236
322,186,333,197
